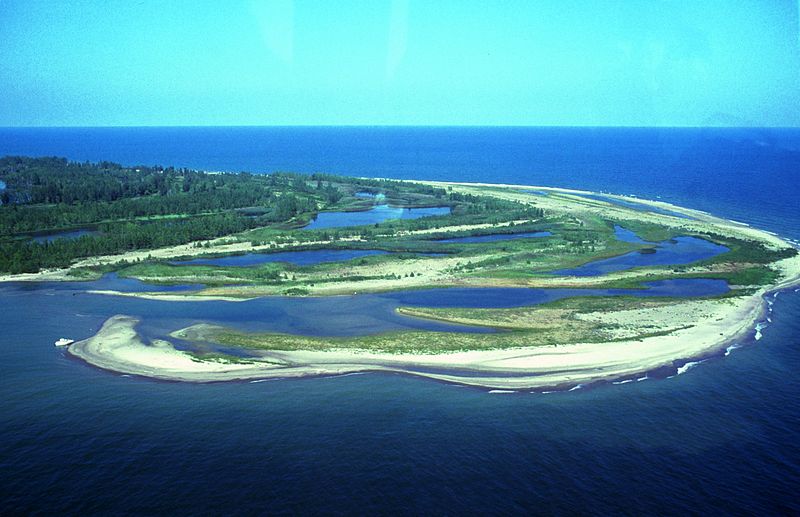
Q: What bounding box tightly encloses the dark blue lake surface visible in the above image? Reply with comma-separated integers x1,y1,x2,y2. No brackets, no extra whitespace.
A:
30,228,101,243
554,226,729,277
384,279,727,309
169,249,389,267
434,230,552,244
304,204,450,230
1,127,800,514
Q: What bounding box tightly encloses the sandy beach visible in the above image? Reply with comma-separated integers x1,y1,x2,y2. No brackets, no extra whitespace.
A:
67,271,797,390
47,180,800,388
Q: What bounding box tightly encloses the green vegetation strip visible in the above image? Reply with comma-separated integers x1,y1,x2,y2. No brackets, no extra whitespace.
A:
178,296,693,355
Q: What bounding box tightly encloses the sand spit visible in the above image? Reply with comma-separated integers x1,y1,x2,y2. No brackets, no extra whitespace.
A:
30,180,800,388
67,272,794,390
67,315,371,382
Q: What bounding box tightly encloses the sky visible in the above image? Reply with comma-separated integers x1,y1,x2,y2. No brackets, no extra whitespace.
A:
1,0,799,127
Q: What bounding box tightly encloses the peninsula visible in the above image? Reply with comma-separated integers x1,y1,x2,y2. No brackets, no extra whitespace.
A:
2,157,798,390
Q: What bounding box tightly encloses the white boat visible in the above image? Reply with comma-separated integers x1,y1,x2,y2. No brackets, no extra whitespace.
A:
54,338,74,347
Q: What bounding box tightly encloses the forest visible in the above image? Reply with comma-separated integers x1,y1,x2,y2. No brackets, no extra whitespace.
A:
0,156,536,274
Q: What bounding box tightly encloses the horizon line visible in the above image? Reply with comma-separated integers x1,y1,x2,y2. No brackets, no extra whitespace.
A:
2,124,800,130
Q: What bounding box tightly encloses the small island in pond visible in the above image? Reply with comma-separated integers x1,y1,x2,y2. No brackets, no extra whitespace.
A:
2,156,799,390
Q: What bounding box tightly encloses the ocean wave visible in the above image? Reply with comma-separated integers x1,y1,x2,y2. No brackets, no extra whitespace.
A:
568,384,584,392
612,379,634,385
725,343,741,356
488,389,515,394
324,372,366,380
755,322,767,340
676,360,705,375
636,375,648,382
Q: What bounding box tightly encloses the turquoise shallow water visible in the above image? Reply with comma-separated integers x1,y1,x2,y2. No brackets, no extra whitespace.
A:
1,127,799,514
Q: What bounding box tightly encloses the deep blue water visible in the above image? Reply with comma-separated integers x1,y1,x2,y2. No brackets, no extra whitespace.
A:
303,204,450,229
1,127,800,514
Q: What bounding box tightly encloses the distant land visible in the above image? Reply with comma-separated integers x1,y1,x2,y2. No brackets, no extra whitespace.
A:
2,156,798,390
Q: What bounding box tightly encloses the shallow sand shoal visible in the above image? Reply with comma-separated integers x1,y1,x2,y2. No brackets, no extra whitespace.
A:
67,280,786,390
24,180,800,388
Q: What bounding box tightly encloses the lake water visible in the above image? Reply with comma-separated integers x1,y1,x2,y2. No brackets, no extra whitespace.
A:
169,249,390,267
553,226,729,277
1,127,799,514
304,204,450,230
30,228,101,243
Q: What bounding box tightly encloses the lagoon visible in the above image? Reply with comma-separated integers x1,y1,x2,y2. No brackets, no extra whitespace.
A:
304,204,450,230
30,228,100,243
553,227,729,277
169,249,390,267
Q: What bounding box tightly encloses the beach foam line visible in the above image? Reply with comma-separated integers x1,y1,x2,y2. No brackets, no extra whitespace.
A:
676,360,705,375
323,372,367,380
725,344,741,356
755,322,767,340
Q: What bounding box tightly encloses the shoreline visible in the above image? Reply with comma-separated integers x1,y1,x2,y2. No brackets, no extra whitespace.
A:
31,179,800,389
66,276,799,391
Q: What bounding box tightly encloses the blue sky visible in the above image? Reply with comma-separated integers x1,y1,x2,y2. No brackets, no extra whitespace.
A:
1,0,799,127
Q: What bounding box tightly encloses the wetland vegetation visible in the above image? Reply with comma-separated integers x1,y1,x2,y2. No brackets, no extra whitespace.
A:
4,156,799,384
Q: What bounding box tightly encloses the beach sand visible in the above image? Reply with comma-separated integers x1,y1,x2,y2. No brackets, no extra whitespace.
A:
42,180,800,388
67,275,794,390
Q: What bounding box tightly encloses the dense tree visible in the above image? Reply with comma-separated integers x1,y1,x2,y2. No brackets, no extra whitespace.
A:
0,156,539,273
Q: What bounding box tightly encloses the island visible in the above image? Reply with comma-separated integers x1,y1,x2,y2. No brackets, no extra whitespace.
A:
2,156,799,390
